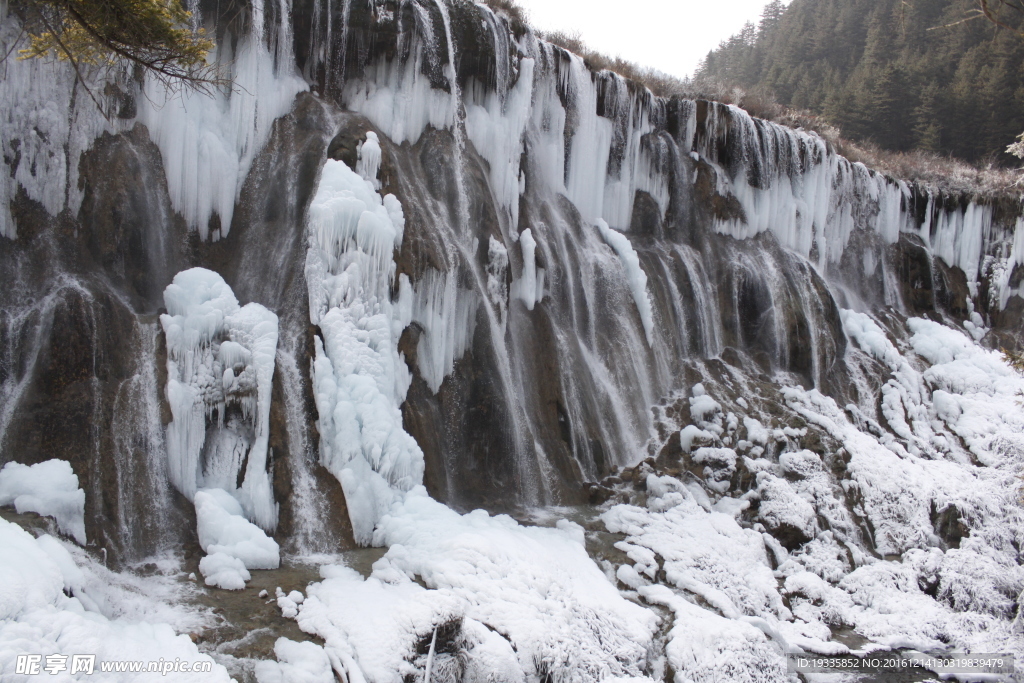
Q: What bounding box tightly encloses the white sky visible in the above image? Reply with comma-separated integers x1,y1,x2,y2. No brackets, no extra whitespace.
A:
511,0,777,79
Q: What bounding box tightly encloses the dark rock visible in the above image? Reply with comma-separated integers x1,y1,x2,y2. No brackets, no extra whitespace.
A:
932,503,969,549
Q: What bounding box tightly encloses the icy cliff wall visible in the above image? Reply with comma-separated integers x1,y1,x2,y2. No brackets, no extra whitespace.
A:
287,0,1024,509
1,0,1023,556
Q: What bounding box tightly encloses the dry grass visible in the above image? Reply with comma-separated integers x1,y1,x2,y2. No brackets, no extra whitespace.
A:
476,0,1024,198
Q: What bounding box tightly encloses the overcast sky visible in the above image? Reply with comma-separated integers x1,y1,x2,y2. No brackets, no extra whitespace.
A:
511,0,779,79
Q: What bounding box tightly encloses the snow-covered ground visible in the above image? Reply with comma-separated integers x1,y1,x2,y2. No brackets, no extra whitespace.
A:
0,514,229,682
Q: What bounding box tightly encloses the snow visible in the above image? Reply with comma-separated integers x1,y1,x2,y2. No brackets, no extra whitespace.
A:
0,517,230,681
589,309,1024,677
639,584,787,683
774,319,1024,653
597,220,655,346
688,384,722,423
677,425,713,453
754,473,819,541
194,488,280,589
294,489,659,683
255,638,335,683
692,447,738,493
198,552,251,591
276,587,301,619
603,482,786,622
0,459,86,544
161,268,279,531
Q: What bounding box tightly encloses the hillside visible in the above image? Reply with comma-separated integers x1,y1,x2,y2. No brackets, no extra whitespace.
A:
696,0,1024,164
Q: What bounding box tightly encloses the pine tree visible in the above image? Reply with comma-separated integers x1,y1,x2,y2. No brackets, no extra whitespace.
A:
914,83,945,152
759,0,785,38
12,0,216,91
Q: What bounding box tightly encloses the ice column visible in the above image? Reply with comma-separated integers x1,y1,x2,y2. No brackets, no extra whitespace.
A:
305,147,424,545
512,228,545,311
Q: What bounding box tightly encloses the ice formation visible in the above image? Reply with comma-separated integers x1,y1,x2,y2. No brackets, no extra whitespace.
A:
0,459,86,544
0,16,114,240
400,268,480,394
0,0,304,242
305,156,422,544
161,268,280,531
0,517,230,681
511,228,545,310
300,140,662,679
596,220,655,346
356,132,384,190
3,2,1024,680
464,57,536,234
135,0,306,239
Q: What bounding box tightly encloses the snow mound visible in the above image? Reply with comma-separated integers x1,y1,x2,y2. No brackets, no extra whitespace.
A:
255,638,335,683
199,552,251,591
0,459,86,544
194,488,279,590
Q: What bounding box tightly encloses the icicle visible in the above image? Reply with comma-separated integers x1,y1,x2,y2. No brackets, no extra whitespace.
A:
357,132,383,189
422,627,437,683
597,220,655,347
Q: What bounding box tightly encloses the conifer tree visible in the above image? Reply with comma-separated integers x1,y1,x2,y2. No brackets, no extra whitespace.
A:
10,0,217,90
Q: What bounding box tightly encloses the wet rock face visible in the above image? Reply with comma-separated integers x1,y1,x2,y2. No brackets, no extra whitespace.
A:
220,92,335,315
0,128,195,564
78,125,189,309
270,356,355,551
0,279,181,562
